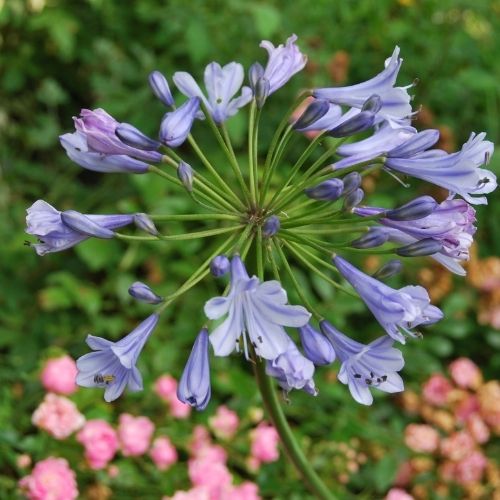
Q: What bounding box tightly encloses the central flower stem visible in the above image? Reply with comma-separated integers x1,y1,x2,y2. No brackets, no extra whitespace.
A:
247,243,336,500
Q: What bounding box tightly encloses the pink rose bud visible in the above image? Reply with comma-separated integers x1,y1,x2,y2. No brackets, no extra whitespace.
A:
16,454,32,469
422,374,453,406
454,450,488,485
77,419,119,470
40,355,78,395
32,393,85,439
250,422,280,466
448,357,482,389
440,431,475,461
118,413,155,456
404,424,440,453
150,436,178,470
209,405,239,440
188,458,232,497
19,457,78,500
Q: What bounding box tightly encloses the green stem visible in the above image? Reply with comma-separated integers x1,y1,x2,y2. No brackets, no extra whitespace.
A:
253,361,336,500
248,100,258,206
148,213,241,222
115,225,244,242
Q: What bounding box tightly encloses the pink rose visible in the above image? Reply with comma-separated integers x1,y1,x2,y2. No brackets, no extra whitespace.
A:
169,396,192,419
188,458,232,499
150,436,178,470
455,450,488,485
32,393,84,439
209,406,239,440
454,393,480,422
222,482,261,500
448,357,482,389
385,488,414,500
422,374,453,406
404,424,440,453
466,414,490,444
189,425,212,456
250,422,279,466
440,431,475,461
40,355,78,395
19,457,78,500
77,419,119,470
118,413,155,456
167,487,210,500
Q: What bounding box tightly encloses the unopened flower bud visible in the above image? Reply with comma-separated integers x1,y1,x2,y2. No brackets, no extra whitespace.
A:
210,255,230,277
328,95,381,138
149,71,174,107
254,77,270,109
293,99,330,130
343,188,364,211
116,123,161,151
248,62,264,90
177,161,195,192
350,228,389,249
304,179,344,201
128,282,163,304
385,196,437,221
134,213,159,236
61,211,115,238
160,97,200,148
372,259,403,279
262,215,280,237
396,238,443,257
342,172,362,195
298,323,335,366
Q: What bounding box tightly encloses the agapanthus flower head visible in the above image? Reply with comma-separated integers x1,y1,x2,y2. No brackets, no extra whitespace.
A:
204,255,311,360
26,200,134,255
259,34,307,95
266,340,318,395
314,46,412,124
320,321,405,405
174,62,252,124
177,328,211,411
333,255,443,343
160,96,200,147
76,314,159,402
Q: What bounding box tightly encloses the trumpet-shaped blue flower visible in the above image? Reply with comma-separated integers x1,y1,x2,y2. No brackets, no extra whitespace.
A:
259,34,307,95
314,47,413,124
204,256,311,360
76,314,159,402
320,321,405,405
174,62,252,124
266,340,317,395
26,200,134,255
160,97,200,147
177,328,211,410
333,255,443,343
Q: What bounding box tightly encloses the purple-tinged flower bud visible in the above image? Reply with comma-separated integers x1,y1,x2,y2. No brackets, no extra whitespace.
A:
116,123,161,151
293,99,330,130
128,281,164,304
178,329,211,410
177,161,195,192
342,172,362,195
396,238,443,257
210,255,230,277
248,62,265,90
149,70,174,107
304,179,344,201
388,129,440,158
262,215,280,237
60,211,115,239
160,97,200,148
351,228,389,249
372,259,403,280
343,188,364,211
298,323,335,366
134,213,159,236
385,196,438,221
254,77,270,109
328,95,382,138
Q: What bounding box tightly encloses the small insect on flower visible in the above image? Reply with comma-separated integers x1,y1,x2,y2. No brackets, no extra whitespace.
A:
93,374,116,386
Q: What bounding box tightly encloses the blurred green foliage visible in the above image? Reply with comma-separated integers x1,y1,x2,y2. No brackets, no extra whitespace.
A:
0,0,499,497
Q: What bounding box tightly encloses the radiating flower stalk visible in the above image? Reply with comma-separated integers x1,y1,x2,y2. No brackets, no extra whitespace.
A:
25,35,496,499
